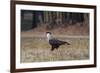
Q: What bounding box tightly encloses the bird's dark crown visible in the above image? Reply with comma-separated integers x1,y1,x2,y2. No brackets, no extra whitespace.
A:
46,32,52,34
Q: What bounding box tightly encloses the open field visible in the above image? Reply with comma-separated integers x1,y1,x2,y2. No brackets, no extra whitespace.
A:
21,36,89,63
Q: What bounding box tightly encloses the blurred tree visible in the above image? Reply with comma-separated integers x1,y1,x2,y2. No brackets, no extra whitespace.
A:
21,10,89,31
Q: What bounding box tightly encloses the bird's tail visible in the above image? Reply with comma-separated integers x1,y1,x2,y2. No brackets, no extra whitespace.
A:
64,41,70,45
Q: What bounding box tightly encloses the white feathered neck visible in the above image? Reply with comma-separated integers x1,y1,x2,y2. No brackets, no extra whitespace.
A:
46,32,52,41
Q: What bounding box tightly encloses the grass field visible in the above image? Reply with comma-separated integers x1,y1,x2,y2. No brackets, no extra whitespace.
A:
21,36,89,63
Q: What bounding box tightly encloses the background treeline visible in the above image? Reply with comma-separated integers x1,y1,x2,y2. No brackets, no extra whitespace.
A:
21,10,89,31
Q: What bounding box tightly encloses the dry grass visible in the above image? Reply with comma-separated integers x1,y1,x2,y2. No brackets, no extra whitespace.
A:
21,23,89,37
21,22,89,63
21,36,89,63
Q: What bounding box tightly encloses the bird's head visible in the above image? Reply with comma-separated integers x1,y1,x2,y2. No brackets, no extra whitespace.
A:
46,32,52,41
46,32,51,35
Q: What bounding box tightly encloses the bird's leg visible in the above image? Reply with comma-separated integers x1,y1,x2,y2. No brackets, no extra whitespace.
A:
55,46,59,50
51,46,54,51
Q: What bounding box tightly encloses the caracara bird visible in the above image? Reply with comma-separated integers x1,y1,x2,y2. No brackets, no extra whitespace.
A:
46,32,70,51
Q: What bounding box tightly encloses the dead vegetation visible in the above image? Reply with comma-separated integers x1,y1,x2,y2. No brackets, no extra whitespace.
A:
21,22,89,37
21,37,89,63
21,22,89,63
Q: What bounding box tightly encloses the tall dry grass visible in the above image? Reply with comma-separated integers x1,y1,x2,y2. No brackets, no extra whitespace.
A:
21,37,89,63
